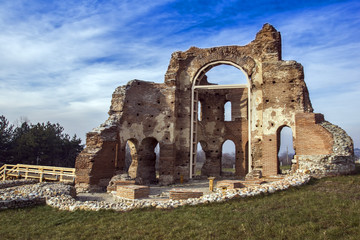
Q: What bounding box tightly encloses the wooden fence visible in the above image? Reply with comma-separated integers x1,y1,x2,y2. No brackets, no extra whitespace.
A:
0,164,75,183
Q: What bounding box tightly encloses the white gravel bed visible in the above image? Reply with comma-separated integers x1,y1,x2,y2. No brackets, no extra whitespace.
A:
0,172,311,211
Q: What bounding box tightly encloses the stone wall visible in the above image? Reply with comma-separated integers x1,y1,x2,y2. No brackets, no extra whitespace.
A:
197,87,248,177
296,120,355,176
0,182,75,210
75,23,355,192
75,80,176,191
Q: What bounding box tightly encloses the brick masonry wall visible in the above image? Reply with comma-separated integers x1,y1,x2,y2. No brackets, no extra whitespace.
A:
197,88,249,178
295,114,355,176
261,134,278,176
295,113,333,155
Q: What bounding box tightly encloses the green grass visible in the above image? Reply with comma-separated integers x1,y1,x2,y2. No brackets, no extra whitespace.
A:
222,167,235,173
195,168,235,176
280,164,292,171
1,166,360,240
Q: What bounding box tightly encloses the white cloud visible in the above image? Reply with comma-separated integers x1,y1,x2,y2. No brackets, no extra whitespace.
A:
0,0,359,149
268,1,360,147
0,0,177,141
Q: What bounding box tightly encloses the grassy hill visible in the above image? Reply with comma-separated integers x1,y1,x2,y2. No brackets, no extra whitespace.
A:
0,165,359,240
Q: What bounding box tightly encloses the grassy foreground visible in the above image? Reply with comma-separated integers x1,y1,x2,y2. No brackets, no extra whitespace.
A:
1,167,359,240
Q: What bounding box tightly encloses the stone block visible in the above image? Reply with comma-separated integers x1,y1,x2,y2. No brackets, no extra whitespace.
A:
169,189,203,200
107,180,136,192
116,185,150,199
216,180,245,189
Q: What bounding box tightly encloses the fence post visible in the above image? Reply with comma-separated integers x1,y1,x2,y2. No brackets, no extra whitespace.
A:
40,168,43,182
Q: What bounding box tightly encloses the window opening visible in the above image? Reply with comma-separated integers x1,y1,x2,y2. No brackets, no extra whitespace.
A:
224,101,231,121
198,101,202,121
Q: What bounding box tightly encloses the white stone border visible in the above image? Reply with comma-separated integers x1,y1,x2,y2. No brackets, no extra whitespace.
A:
47,172,311,211
0,173,311,211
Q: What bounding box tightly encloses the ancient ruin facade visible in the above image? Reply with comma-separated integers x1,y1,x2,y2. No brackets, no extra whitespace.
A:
75,24,355,192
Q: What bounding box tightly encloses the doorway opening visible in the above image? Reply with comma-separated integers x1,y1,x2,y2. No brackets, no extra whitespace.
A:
139,137,159,183
222,140,236,176
277,126,295,174
196,142,206,176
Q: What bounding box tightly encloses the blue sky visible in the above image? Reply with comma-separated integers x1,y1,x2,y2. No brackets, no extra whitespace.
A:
0,0,359,150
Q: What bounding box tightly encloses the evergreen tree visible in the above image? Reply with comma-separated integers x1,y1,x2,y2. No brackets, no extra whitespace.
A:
2,116,83,167
0,115,14,162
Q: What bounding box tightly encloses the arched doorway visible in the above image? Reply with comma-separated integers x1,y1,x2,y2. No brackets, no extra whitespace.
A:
222,140,236,176
137,137,159,184
190,61,251,178
196,142,206,176
277,126,295,174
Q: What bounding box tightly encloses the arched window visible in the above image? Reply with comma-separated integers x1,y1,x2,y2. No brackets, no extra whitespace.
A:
198,101,202,121
224,101,231,121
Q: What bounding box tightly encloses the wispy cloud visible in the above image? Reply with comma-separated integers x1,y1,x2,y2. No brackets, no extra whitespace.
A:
0,0,176,135
267,1,360,147
0,0,359,148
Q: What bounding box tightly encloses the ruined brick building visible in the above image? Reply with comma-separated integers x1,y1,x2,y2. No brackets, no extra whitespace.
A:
75,24,355,192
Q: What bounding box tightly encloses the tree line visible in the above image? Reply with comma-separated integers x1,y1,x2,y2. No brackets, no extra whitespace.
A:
0,115,83,167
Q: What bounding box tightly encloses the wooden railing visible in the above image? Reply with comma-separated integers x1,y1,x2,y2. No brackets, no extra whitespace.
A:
0,164,75,183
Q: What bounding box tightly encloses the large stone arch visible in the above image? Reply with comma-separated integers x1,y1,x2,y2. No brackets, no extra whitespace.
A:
190,59,255,86
166,46,263,180
189,60,254,176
